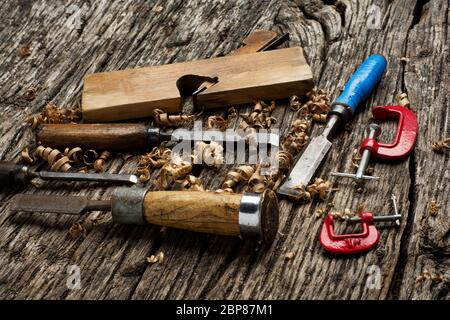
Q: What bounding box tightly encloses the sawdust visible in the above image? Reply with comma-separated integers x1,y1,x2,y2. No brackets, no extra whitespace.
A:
416,270,444,283
18,44,31,57
284,252,295,260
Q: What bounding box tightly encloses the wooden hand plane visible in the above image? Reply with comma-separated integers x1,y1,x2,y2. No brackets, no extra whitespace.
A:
81,30,313,122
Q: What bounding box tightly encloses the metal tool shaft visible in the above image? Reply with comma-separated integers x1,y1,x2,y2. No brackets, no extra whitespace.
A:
355,124,380,180
38,171,138,185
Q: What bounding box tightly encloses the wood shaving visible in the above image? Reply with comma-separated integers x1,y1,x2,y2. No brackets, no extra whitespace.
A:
18,44,31,57
293,178,333,202
227,107,237,119
428,200,440,217
156,154,192,190
193,141,224,167
289,95,302,111
396,93,410,108
83,149,98,166
34,146,72,172
432,138,450,153
285,252,295,260
248,166,266,193
21,148,35,164
64,147,83,163
68,222,85,239
416,270,444,283
207,116,228,131
240,100,277,129
295,88,330,119
153,108,197,127
138,147,172,183
30,178,44,188
152,4,164,13
315,208,327,218
174,175,204,191
219,165,255,193
23,87,37,101
147,251,164,264
330,208,355,220
26,102,81,129
93,151,111,172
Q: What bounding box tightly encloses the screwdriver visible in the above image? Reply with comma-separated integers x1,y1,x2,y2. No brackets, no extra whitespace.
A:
0,161,138,187
11,188,279,244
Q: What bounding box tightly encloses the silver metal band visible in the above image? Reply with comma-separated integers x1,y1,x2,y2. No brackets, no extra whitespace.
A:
238,192,263,238
111,187,147,225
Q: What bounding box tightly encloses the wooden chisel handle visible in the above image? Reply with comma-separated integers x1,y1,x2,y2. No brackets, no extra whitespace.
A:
111,188,279,244
37,123,162,152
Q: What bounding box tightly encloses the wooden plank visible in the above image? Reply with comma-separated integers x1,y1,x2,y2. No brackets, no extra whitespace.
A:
81,47,313,122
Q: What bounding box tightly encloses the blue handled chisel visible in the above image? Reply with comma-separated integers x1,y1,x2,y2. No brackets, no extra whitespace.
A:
278,54,387,200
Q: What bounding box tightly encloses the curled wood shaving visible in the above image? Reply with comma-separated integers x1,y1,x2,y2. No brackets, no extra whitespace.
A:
428,200,440,217
289,95,302,111
293,178,333,202
18,44,31,57
219,165,255,193
69,222,85,239
138,147,172,183
285,252,295,260
147,251,164,264
34,146,72,172
156,154,192,190
207,116,228,131
174,175,204,191
396,93,410,108
248,166,266,193
416,270,444,283
64,147,83,163
330,208,354,220
193,141,224,167
23,87,37,101
153,108,197,127
21,148,35,164
26,102,81,129
83,149,98,166
240,100,277,129
303,88,330,119
93,151,111,172
228,107,237,119
432,138,450,153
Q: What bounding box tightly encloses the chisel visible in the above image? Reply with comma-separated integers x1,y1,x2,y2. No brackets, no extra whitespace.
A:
10,188,279,243
0,161,138,187
36,123,279,152
277,54,387,200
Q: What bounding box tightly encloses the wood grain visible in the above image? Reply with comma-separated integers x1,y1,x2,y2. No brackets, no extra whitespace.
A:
82,47,313,122
0,0,447,300
144,191,242,237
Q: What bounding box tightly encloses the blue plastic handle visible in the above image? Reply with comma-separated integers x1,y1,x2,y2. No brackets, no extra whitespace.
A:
333,54,387,114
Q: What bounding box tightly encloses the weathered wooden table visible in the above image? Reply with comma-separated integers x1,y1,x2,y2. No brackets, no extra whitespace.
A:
0,0,448,299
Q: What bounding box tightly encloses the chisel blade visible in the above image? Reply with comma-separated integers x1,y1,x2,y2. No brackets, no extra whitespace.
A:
38,171,138,185
10,194,110,215
277,135,332,200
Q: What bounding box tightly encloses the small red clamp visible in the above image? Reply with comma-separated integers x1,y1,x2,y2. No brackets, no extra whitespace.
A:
360,105,418,160
320,195,401,254
320,212,379,254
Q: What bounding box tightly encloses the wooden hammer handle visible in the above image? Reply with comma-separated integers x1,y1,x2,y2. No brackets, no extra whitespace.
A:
37,123,150,152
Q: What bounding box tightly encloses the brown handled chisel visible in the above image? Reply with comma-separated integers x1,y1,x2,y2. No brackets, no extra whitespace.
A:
0,161,138,187
11,188,279,243
36,123,279,152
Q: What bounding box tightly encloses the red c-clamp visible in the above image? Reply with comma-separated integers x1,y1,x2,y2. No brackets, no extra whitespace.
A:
320,195,401,254
331,105,418,183
360,105,418,160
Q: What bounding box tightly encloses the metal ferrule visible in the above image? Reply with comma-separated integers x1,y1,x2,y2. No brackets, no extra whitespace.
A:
238,193,263,237
238,190,279,244
111,187,148,225
147,128,161,147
